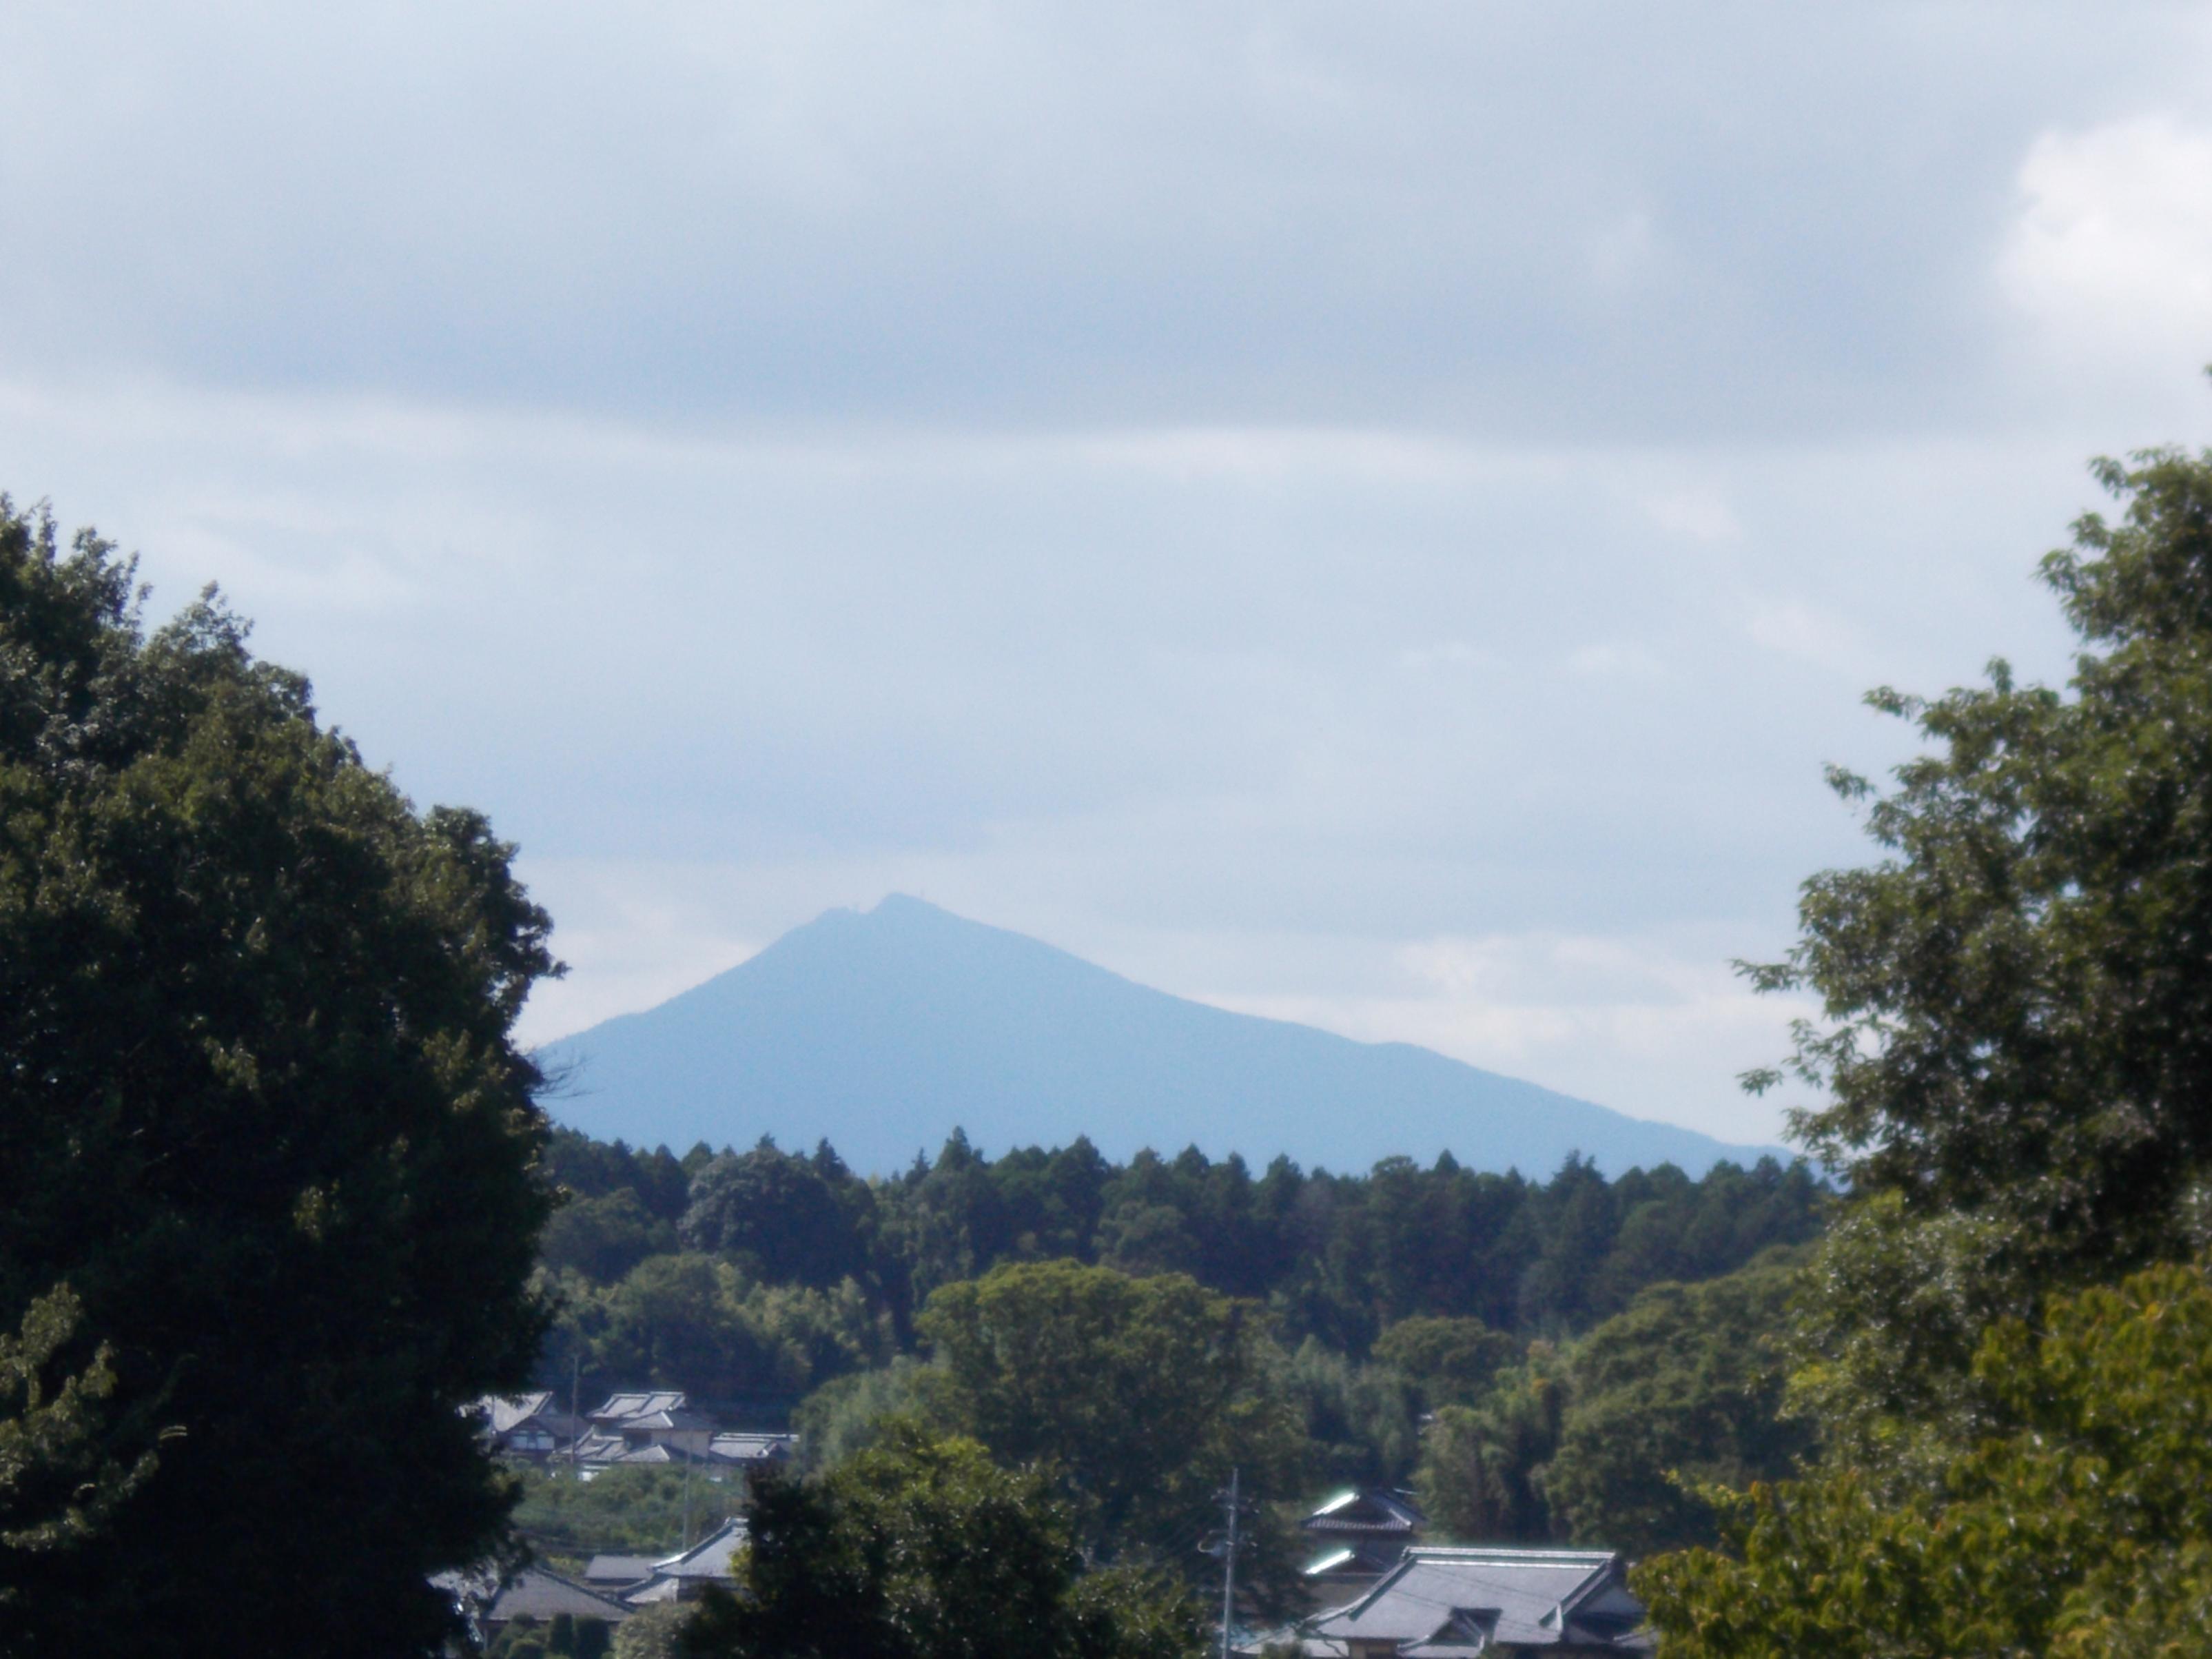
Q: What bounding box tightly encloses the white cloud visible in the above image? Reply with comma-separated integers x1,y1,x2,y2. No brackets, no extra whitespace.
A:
1202,927,1814,1148
1745,599,1879,680
2000,114,2212,376
1589,207,1661,293
1641,485,1740,545
1565,642,1668,679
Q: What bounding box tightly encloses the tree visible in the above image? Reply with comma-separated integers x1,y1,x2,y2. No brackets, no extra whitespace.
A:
0,500,558,1653
1280,1339,1422,1489
1750,444,2212,1294
0,1287,159,1592
1638,432,2212,1649
1413,1352,1564,1543
1371,1315,1520,1410
1542,1252,1813,1557
679,1422,1204,1659
680,1140,863,1287
1635,1259,2212,1658
916,1261,1302,1574
544,1252,889,1405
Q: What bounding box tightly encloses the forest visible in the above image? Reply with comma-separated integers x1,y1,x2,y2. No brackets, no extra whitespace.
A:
522,1127,1827,1571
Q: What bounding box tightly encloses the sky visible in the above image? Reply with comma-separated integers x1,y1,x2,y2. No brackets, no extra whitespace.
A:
7,2,2212,1146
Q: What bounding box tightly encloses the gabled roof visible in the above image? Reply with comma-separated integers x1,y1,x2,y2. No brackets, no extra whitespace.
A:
573,1432,723,1466
710,1430,799,1463
1303,1487,1426,1535
472,1392,584,1439
583,1554,659,1586
615,1407,716,1434
652,1516,748,1580
1307,1547,1651,1653
487,1568,631,1626
436,1565,630,1627
1302,1538,1407,1579
590,1390,692,1422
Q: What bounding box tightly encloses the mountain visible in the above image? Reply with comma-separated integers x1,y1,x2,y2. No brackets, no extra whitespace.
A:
537,895,1780,1177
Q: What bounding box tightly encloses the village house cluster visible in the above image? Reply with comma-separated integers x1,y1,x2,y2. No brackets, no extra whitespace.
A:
1224,1487,1654,1655
474,1389,798,1474
443,1389,796,1646
455,1398,1657,1656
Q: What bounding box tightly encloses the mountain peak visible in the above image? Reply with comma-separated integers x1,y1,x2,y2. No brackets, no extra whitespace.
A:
542,898,1778,1177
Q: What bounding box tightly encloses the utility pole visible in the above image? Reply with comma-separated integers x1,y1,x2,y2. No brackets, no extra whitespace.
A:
1219,1467,1239,1659
569,1353,582,1475
682,1450,695,1551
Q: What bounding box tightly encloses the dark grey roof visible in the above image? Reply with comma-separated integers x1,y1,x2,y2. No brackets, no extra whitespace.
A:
618,1407,716,1432
574,1432,724,1466
653,1516,748,1580
1307,1547,1651,1653
584,1554,659,1585
1302,1539,1407,1579
614,1518,751,1607
471,1392,584,1439
487,1568,631,1626
589,1390,690,1423
709,1431,799,1463
435,1566,629,1628
1302,1487,1426,1536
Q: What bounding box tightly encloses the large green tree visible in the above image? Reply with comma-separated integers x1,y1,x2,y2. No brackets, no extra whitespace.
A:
1639,436,2212,1647
0,500,558,1653
916,1261,1302,1591
679,1423,1202,1659
0,1287,158,1598
1542,1252,1812,1558
1635,1258,2212,1658
1752,445,2212,1303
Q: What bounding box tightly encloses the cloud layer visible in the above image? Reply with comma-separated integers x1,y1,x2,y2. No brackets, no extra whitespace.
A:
6,3,2212,1148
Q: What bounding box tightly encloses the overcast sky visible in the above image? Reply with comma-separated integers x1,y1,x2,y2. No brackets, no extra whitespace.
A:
8,2,2212,1147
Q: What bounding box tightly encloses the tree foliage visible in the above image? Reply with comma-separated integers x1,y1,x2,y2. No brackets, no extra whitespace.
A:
1635,1259,2212,1658
541,1253,892,1409
679,1423,1203,1659
916,1261,1302,1579
1752,446,2212,1277
0,499,558,1653
1641,438,2212,1648
0,1287,158,1585
541,1130,1825,1370
1414,1352,1564,1544
1542,1250,1812,1557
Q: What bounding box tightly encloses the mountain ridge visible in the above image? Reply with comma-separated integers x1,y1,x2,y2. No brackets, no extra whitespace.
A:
538,895,1783,1177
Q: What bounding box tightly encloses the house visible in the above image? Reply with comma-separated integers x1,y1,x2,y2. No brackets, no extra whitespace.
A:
582,1552,661,1591
436,1565,629,1644
708,1429,799,1474
593,1516,749,1606
471,1391,585,1460
1300,1488,1426,1602
1302,1547,1653,1656
573,1391,718,1465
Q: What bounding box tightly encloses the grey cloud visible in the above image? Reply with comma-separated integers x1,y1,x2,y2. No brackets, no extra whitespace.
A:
1,3,2194,438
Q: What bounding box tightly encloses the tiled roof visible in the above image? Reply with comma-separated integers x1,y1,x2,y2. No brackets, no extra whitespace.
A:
589,1390,690,1422
709,1431,799,1463
487,1568,631,1625
436,1566,630,1627
1302,1487,1426,1534
1307,1547,1651,1653
583,1554,659,1586
615,1518,752,1606
573,1432,720,1466
1302,1539,1406,1578
653,1516,748,1580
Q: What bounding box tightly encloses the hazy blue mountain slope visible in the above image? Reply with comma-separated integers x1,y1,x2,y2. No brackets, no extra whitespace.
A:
538,895,1775,1177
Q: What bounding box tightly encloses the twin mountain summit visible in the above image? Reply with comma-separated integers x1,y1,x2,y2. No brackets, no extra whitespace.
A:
540,895,1777,1177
